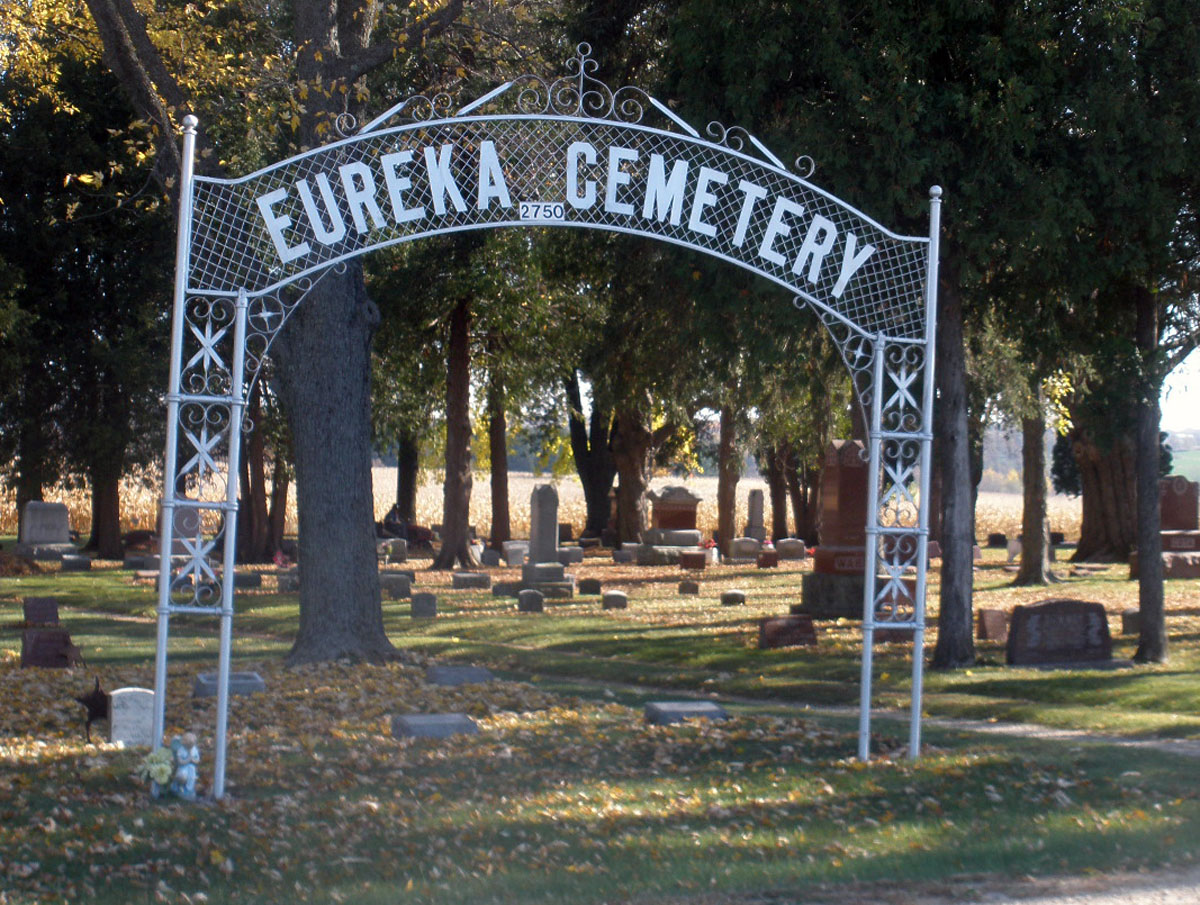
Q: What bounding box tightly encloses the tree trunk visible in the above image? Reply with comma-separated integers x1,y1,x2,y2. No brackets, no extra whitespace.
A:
394,427,419,524
611,408,654,545
764,443,789,541
1071,430,1136,562
716,403,740,556
238,389,272,562
931,255,975,669
487,369,510,551
1013,408,1049,585
272,262,393,663
268,454,289,555
565,371,616,537
1133,284,1166,662
87,465,124,559
432,298,479,569
13,405,50,541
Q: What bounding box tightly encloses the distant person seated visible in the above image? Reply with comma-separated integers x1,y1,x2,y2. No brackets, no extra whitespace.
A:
381,505,408,540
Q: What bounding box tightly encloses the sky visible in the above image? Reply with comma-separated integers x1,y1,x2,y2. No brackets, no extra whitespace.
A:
1161,350,1199,431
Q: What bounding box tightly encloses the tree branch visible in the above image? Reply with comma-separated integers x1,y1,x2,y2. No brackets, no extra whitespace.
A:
83,0,189,184
330,0,465,84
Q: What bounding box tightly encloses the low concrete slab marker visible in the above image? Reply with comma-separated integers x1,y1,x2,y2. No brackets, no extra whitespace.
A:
644,701,730,725
391,713,479,739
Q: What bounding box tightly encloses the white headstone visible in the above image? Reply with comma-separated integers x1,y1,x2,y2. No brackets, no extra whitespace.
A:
20,502,71,544
108,687,156,748
529,484,559,564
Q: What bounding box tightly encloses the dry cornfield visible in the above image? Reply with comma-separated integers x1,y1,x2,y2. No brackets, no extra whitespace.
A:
1,467,1081,543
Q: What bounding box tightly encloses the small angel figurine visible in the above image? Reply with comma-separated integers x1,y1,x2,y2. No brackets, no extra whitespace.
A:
169,732,200,801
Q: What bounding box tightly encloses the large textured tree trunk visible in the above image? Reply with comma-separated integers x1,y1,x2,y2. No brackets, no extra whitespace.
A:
272,263,393,663
487,370,510,551
87,465,124,559
1134,284,1166,662
611,408,654,545
566,371,616,538
1071,430,1136,562
394,427,419,523
1014,408,1049,585
764,443,789,541
931,257,975,669
716,403,739,556
432,299,479,569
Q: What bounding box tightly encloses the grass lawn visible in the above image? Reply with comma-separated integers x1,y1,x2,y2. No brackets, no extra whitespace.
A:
1,550,1199,903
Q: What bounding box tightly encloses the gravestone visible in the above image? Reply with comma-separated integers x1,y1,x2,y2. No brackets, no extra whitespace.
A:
558,522,574,543
976,608,1009,643
1121,608,1140,635
612,549,635,563
758,615,817,649
579,577,602,595
502,541,529,567
986,532,1007,548
391,713,479,739
277,569,300,592
14,501,75,559
642,528,703,546
1005,599,1112,666
451,572,491,590
492,581,524,597
108,687,155,747
776,538,806,560
480,549,502,567
926,540,942,559
644,701,729,725
678,580,700,595
602,590,628,610
517,589,545,613
426,664,494,686
411,592,438,618
1161,531,1200,552
529,484,560,564
379,573,412,599
386,538,408,563
757,550,779,568
745,489,767,542
812,440,868,573
60,554,92,572
728,537,762,561
23,597,60,626
232,571,261,589
1160,476,1200,531
557,547,585,565
20,628,82,668
678,550,707,570
1163,552,1200,579
192,671,266,698
647,486,702,530
721,589,746,606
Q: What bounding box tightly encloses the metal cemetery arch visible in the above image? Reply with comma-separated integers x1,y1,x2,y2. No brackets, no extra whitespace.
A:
154,45,941,799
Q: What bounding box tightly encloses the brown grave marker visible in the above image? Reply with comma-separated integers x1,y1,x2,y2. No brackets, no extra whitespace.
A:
976,608,1009,643
23,597,60,626
21,628,84,668
1005,599,1111,666
758,615,817,649
1160,476,1200,531
678,550,707,570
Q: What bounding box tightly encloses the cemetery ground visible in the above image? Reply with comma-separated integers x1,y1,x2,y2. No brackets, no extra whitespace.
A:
2,550,1200,904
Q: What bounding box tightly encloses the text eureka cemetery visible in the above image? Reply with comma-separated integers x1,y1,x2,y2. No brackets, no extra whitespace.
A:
254,138,878,298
